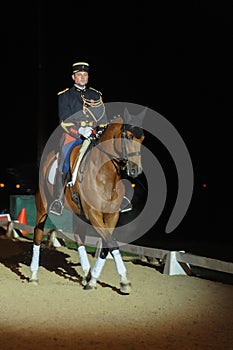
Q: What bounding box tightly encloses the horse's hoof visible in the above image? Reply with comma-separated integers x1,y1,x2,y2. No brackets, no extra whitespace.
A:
82,277,88,287
29,278,39,286
83,283,97,290
120,282,132,294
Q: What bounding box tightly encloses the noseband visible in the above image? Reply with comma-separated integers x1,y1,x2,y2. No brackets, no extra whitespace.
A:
120,124,143,163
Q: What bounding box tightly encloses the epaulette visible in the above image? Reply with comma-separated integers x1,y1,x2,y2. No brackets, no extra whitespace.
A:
89,87,102,95
57,88,69,96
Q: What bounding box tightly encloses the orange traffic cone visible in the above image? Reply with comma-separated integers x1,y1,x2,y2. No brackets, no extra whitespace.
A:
17,207,28,235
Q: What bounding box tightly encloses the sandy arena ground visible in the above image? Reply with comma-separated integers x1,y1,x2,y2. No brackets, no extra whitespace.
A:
0,235,232,350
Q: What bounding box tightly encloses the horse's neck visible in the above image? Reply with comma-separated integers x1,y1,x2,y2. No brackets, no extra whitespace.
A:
99,119,122,154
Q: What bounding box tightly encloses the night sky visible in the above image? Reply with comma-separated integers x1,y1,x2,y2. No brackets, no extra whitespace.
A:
4,2,233,242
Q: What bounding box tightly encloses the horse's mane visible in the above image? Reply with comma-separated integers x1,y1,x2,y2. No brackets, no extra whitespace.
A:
108,115,123,124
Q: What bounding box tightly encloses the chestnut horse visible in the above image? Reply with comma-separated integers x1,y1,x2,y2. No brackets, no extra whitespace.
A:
29,111,145,293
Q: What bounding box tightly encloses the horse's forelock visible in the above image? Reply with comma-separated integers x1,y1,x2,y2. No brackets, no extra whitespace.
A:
124,124,143,139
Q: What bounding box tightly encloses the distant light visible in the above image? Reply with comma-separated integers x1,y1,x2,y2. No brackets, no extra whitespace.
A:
16,184,21,189
131,183,136,188
0,183,5,188
202,183,207,188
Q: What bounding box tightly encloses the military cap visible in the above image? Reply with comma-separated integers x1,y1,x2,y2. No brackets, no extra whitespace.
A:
72,62,89,74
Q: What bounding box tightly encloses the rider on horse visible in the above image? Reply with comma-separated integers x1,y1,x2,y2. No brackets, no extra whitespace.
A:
49,61,108,216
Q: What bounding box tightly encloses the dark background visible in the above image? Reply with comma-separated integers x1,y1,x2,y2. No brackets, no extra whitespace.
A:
3,2,233,260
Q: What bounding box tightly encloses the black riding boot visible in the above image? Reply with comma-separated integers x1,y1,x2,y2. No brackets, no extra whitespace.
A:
49,171,67,216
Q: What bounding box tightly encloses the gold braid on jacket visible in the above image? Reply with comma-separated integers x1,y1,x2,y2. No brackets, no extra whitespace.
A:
81,94,106,122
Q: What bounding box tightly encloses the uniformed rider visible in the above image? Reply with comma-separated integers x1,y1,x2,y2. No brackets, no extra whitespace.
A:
49,61,108,216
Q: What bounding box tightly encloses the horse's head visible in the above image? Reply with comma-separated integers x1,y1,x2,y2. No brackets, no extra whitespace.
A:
121,122,144,178
121,107,145,178
97,108,145,179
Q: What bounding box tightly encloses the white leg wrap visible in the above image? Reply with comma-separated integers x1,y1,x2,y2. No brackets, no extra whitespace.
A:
112,249,127,277
30,244,40,272
91,257,106,279
77,245,90,274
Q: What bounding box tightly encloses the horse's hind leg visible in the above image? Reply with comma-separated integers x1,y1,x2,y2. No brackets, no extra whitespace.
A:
29,213,47,285
74,229,91,285
77,245,91,285
29,242,40,284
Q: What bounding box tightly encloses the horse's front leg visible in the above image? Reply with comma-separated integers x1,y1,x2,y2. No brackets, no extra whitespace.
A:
111,249,132,294
92,235,132,293
81,209,114,290
29,218,46,285
85,243,132,293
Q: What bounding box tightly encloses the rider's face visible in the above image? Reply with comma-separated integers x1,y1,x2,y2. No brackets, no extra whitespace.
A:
72,71,89,87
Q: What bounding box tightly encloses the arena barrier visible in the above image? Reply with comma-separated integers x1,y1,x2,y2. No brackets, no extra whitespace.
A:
0,216,233,277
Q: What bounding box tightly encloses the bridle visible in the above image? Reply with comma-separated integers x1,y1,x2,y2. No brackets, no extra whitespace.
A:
120,123,143,161
76,120,144,185
94,123,143,174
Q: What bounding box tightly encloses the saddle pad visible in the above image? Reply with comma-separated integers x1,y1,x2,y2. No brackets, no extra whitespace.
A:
48,158,58,185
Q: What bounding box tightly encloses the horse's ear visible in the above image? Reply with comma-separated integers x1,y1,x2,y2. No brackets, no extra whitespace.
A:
123,107,130,123
123,106,147,127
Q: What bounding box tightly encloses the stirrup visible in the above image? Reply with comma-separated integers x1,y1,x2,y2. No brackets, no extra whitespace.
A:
49,199,64,216
120,196,133,213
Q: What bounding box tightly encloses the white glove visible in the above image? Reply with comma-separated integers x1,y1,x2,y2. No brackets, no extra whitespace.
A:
79,126,93,138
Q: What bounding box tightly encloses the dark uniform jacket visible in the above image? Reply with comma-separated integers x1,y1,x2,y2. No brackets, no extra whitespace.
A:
58,85,108,129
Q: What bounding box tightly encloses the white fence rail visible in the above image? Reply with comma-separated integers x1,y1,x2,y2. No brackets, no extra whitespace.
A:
1,218,233,277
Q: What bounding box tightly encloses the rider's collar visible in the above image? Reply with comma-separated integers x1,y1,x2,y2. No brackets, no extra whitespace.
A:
74,84,86,92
